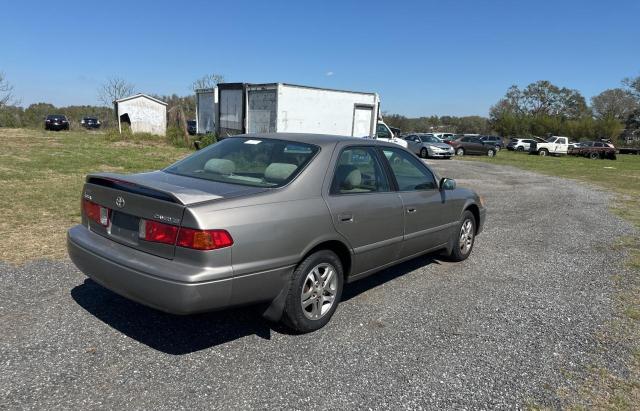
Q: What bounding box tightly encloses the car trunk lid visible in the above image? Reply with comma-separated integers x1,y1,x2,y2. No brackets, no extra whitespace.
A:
82,171,269,259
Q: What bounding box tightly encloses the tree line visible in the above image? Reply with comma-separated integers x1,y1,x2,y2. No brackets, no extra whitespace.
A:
385,75,640,144
1,69,639,144
0,73,223,129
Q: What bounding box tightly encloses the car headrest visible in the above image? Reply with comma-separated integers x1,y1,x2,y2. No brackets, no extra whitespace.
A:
264,163,297,183
204,158,235,175
335,165,362,191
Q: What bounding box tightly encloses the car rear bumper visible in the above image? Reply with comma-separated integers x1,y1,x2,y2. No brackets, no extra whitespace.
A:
67,225,292,315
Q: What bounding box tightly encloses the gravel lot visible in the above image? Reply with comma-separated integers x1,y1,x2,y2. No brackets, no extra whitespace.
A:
1,159,636,409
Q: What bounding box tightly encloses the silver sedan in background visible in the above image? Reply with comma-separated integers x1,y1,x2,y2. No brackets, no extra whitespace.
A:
404,133,455,159
68,134,485,333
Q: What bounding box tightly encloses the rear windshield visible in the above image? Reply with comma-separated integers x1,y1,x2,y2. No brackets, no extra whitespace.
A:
47,115,65,119
164,137,319,188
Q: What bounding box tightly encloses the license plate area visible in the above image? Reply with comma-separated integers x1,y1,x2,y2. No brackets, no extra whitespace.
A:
109,211,140,246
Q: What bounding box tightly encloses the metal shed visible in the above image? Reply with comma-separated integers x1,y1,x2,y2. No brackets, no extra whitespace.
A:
114,94,167,136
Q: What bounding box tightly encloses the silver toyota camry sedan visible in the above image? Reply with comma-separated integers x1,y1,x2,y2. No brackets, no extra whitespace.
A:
68,133,486,333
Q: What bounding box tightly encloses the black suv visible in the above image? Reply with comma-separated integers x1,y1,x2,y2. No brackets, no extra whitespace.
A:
45,115,70,131
80,117,101,129
479,135,505,151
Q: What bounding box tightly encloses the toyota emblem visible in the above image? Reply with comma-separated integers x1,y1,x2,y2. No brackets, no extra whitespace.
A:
115,196,125,208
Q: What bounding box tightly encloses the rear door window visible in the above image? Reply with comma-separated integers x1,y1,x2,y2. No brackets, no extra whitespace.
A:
330,147,390,194
381,147,437,191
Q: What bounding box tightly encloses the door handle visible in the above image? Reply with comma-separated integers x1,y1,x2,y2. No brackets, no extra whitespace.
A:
406,207,417,213
338,213,354,222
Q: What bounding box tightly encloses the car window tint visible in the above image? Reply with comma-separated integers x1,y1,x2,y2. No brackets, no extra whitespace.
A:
165,138,318,188
331,147,389,195
461,137,470,142
381,148,437,191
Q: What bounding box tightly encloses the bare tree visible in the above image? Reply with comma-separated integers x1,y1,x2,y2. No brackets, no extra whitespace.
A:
191,73,224,91
98,77,135,107
0,71,17,108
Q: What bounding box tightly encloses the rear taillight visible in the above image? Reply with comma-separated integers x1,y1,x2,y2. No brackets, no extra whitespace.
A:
83,199,110,226
139,219,179,245
177,228,233,250
138,219,233,250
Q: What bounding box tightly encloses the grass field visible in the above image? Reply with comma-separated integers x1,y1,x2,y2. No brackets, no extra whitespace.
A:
0,128,190,263
459,150,640,409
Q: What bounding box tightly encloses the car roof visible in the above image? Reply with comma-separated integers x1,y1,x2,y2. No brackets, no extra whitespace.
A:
227,133,400,149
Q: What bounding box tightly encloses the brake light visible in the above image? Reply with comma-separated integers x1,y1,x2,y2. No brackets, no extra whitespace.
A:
138,218,233,250
139,219,179,245
83,199,110,226
177,228,233,250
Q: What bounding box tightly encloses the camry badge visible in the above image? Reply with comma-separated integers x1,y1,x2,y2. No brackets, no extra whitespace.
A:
115,196,125,208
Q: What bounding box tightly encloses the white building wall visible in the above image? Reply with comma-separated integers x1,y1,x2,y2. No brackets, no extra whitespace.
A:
117,97,167,136
276,85,378,137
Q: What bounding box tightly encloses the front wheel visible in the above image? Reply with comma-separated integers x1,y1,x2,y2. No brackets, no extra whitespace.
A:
589,152,600,160
456,148,465,156
448,210,476,262
282,250,344,333
539,149,548,157
495,145,501,152
420,148,428,158
516,146,524,152
487,149,495,157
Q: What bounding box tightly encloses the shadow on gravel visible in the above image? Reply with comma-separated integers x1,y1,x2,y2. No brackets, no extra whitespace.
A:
71,279,273,355
341,254,441,301
71,254,443,354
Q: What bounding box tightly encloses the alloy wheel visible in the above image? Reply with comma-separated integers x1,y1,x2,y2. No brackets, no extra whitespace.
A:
459,219,474,254
301,263,338,320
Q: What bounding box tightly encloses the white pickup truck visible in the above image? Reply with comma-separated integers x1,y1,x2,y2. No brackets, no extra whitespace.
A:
529,136,569,156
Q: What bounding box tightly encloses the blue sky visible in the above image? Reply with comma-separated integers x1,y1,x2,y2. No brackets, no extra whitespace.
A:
1,0,638,116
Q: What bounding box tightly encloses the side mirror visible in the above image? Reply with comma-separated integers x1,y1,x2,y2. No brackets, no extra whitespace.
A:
440,177,456,191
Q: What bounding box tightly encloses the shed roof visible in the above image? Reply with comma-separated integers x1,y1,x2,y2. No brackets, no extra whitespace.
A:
114,93,168,106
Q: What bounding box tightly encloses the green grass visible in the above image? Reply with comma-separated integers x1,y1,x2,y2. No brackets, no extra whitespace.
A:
460,150,640,409
0,128,190,263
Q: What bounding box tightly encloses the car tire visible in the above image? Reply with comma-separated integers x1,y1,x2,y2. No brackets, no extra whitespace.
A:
487,149,495,157
516,146,524,152
539,149,548,157
420,148,428,158
589,152,599,160
495,145,501,152
282,249,344,333
448,210,476,262
456,148,465,156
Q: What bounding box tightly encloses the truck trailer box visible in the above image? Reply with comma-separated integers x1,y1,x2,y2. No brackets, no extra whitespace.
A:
195,88,218,134
217,82,381,138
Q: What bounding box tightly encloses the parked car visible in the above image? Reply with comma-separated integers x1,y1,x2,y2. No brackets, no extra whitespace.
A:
479,135,505,151
448,136,497,157
507,138,537,152
67,133,486,333
529,136,569,156
80,117,101,129
404,134,455,159
568,141,617,160
187,120,197,135
44,115,69,131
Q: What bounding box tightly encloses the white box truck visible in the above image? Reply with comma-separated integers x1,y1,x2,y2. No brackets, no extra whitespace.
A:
197,82,405,147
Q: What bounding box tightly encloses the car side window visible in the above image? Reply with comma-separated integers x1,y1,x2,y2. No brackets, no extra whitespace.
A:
376,124,390,139
330,147,390,195
381,148,437,191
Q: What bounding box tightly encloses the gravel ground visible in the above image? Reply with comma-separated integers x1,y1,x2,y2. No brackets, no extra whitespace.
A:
0,159,636,409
